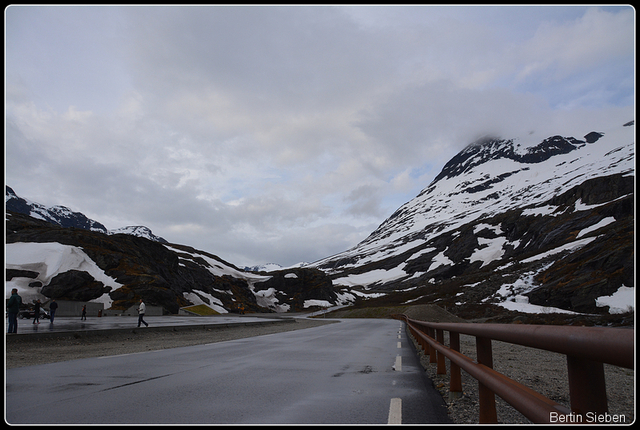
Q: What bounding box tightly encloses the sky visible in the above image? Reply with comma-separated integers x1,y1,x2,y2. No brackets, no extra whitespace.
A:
4,5,635,268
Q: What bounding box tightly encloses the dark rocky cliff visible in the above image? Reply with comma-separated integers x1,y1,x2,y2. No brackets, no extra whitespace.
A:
6,211,336,314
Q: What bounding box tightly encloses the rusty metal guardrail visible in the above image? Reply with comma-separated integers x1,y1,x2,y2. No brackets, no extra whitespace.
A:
392,314,634,424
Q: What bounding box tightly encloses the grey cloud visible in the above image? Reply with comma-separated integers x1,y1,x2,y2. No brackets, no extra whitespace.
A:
5,5,634,267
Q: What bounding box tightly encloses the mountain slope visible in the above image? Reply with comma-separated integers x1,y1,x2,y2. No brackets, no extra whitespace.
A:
5,120,634,324
5,186,167,243
6,211,342,314
6,186,109,233
311,121,634,320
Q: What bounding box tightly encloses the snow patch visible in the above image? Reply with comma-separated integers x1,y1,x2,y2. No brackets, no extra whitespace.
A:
304,299,332,308
521,237,597,264
252,287,290,312
333,266,408,287
183,291,228,314
428,251,453,271
595,286,634,314
6,242,122,307
576,217,616,238
470,236,508,268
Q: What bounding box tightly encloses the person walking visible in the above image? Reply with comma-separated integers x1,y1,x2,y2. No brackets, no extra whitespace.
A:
7,288,22,334
33,299,41,324
137,299,149,327
49,299,58,323
81,304,87,320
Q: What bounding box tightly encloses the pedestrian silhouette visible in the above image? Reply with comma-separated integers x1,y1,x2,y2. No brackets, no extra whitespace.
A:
49,299,58,323
33,300,41,325
7,288,22,333
137,299,149,327
81,304,87,320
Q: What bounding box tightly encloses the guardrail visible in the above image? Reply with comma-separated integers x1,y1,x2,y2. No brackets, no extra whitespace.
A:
392,314,634,424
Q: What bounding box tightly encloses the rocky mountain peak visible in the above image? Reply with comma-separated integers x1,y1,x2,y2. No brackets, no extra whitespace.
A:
110,226,168,243
5,186,166,243
311,121,633,322
433,131,603,184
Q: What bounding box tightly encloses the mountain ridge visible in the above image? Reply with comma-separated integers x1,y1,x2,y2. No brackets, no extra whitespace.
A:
5,186,168,243
5,120,635,324
310,121,634,320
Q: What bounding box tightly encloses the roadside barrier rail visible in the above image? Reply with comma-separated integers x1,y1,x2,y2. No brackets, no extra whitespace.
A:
392,314,634,424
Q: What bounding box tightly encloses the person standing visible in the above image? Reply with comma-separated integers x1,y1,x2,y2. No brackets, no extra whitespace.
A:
49,299,58,323
137,299,149,327
33,299,41,325
81,304,87,320
7,288,22,334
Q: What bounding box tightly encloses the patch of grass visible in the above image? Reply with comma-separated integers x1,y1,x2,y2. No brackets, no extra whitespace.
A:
322,304,465,322
181,304,220,316
323,306,407,319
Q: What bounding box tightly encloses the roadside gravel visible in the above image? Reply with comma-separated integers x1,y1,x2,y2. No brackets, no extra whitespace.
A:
5,318,335,369
408,330,635,424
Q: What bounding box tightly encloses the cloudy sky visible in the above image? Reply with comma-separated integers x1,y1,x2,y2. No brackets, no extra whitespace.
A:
5,5,635,267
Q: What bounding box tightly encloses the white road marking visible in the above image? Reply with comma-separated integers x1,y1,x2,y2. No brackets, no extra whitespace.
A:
397,341,401,349
388,398,402,424
393,355,402,371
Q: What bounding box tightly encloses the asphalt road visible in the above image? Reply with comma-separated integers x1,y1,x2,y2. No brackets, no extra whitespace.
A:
5,318,450,424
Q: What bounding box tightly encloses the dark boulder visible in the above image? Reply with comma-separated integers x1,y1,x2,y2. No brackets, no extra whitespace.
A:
41,270,111,302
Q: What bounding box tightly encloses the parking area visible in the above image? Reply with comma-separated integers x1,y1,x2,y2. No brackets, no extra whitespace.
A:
6,314,296,338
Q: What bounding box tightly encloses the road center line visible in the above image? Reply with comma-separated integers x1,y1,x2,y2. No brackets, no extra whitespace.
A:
393,355,402,371
388,398,402,424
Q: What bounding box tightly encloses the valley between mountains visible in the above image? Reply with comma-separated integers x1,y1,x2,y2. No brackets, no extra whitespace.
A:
6,120,634,326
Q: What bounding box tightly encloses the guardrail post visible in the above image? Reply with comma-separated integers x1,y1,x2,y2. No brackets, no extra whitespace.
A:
413,327,425,354
436,329,446,374
428,327,437,363
418,328,428,355
476,336,497,423
449,331,463,399
566,355,608,416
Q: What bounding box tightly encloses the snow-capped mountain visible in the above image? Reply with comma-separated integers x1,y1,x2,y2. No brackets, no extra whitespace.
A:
109,225,168,243
6,212,342,314
244,263,286,273
6,186,341,315
5,186,167,243
244,262,310,273
5,119,634,322
311,120,634,318
6,186,109,233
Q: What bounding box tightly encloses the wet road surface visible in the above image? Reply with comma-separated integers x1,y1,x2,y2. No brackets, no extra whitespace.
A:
5,318,450,424
11,314,288,336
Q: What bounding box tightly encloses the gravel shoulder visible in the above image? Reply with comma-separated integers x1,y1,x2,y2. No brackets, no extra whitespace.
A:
5,318,335,369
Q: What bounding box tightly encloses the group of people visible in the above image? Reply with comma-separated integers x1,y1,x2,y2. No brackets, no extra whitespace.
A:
7,289,150,333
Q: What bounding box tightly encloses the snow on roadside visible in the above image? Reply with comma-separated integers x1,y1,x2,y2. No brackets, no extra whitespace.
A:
5,242,122,307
